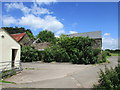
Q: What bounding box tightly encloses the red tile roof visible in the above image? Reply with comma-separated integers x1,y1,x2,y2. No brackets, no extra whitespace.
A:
11,32,26,42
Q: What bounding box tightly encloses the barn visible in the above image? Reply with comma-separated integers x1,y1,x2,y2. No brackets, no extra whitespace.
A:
0,28,21,72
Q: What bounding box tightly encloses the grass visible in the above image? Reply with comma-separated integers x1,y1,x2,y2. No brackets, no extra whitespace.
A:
110,53,119,56
0,80,16,84
1,69,17,79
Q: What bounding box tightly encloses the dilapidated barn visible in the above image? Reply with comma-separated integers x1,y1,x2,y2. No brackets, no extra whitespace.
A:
67,31,102,49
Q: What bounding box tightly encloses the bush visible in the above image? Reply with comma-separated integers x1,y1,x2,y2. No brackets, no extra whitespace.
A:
43,45,70,62
97,51,111,63
21,46,41,62
57,36,101,64
43,36,101,64
94,65,120,89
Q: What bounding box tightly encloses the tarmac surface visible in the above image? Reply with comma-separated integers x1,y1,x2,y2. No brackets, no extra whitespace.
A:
2,56,118,88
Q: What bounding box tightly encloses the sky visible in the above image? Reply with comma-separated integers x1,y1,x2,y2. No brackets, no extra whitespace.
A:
0,1,118,49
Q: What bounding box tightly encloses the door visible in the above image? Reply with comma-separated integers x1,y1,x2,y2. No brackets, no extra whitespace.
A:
12,49,17,68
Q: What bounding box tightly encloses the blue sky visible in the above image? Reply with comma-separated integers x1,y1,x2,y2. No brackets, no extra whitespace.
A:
1,1,118,49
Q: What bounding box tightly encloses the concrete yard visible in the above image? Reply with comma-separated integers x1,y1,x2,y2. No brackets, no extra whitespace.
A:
2,56,118,88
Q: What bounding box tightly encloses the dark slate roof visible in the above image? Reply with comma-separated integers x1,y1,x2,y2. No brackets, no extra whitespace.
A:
67,31,102,39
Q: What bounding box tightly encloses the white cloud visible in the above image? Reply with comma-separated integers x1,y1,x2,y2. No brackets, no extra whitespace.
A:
102,33,118,50
5,3,30,15
104,33,110,36
3,2,65,37
18,14,64,31
68,31,78,34
5,2,52,16
43,15,64,31
3,16,17,26
102,36,118,50
55,29,65,37
35,0,57,5
31,6,52,15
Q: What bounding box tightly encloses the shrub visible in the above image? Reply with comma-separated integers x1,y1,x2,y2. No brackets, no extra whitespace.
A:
21,46,40,62
43,36,101,64
93,65,120,89
43,45,70,62
97,51,111,63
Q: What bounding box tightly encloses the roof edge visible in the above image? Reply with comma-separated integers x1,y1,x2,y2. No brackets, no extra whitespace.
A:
0,28,20,45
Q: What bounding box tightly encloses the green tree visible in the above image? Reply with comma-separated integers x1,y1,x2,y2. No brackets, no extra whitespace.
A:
2,26,35,39
37,30,56,43
26,29,35,39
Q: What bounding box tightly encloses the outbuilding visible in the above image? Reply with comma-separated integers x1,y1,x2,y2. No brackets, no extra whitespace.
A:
0,28,21,72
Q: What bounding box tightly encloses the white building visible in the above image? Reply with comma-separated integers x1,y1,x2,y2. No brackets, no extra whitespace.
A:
0,28,21,72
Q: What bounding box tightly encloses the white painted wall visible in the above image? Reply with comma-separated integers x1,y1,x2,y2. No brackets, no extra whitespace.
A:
0,29,21,71
0,30,2,71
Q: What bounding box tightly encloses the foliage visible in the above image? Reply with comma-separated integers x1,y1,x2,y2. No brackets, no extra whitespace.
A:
43,45,70,62
36,30,56,43
26,29,35,39
105,49,120,54
21,46,40,62
43,36,102,64
93,65,120,89
2,26,34,39
0,69,16,79
2,26,26,34
98,51,110,63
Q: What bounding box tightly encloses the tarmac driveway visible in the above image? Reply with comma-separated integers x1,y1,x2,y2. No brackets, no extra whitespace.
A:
2,56,118,88
3,62,92,86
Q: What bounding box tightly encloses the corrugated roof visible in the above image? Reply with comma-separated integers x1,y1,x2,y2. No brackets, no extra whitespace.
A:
67,31,102,39
11,32,26,42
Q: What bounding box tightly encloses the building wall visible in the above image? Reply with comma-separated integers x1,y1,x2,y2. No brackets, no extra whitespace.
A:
0,31,2,71
19,34,33,46
93,38,102,49
0,30,21,71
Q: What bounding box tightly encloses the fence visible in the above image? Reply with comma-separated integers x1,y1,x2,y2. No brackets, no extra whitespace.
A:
0,60,22,73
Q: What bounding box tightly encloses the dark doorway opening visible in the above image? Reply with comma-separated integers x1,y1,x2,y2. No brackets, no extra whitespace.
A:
12,49,18,68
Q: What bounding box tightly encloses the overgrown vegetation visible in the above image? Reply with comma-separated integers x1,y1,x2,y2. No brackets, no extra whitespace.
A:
2,26,35,39
21,35,109,64
93,65,120,89
42,36,102,64
16,29,110,64
21,46,41,62
36,30,56,43
0,69,16,79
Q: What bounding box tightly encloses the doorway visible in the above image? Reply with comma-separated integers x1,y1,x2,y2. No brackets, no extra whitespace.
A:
12,49,18,68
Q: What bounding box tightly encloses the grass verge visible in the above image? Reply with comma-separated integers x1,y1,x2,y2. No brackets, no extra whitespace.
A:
0,80,16,84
